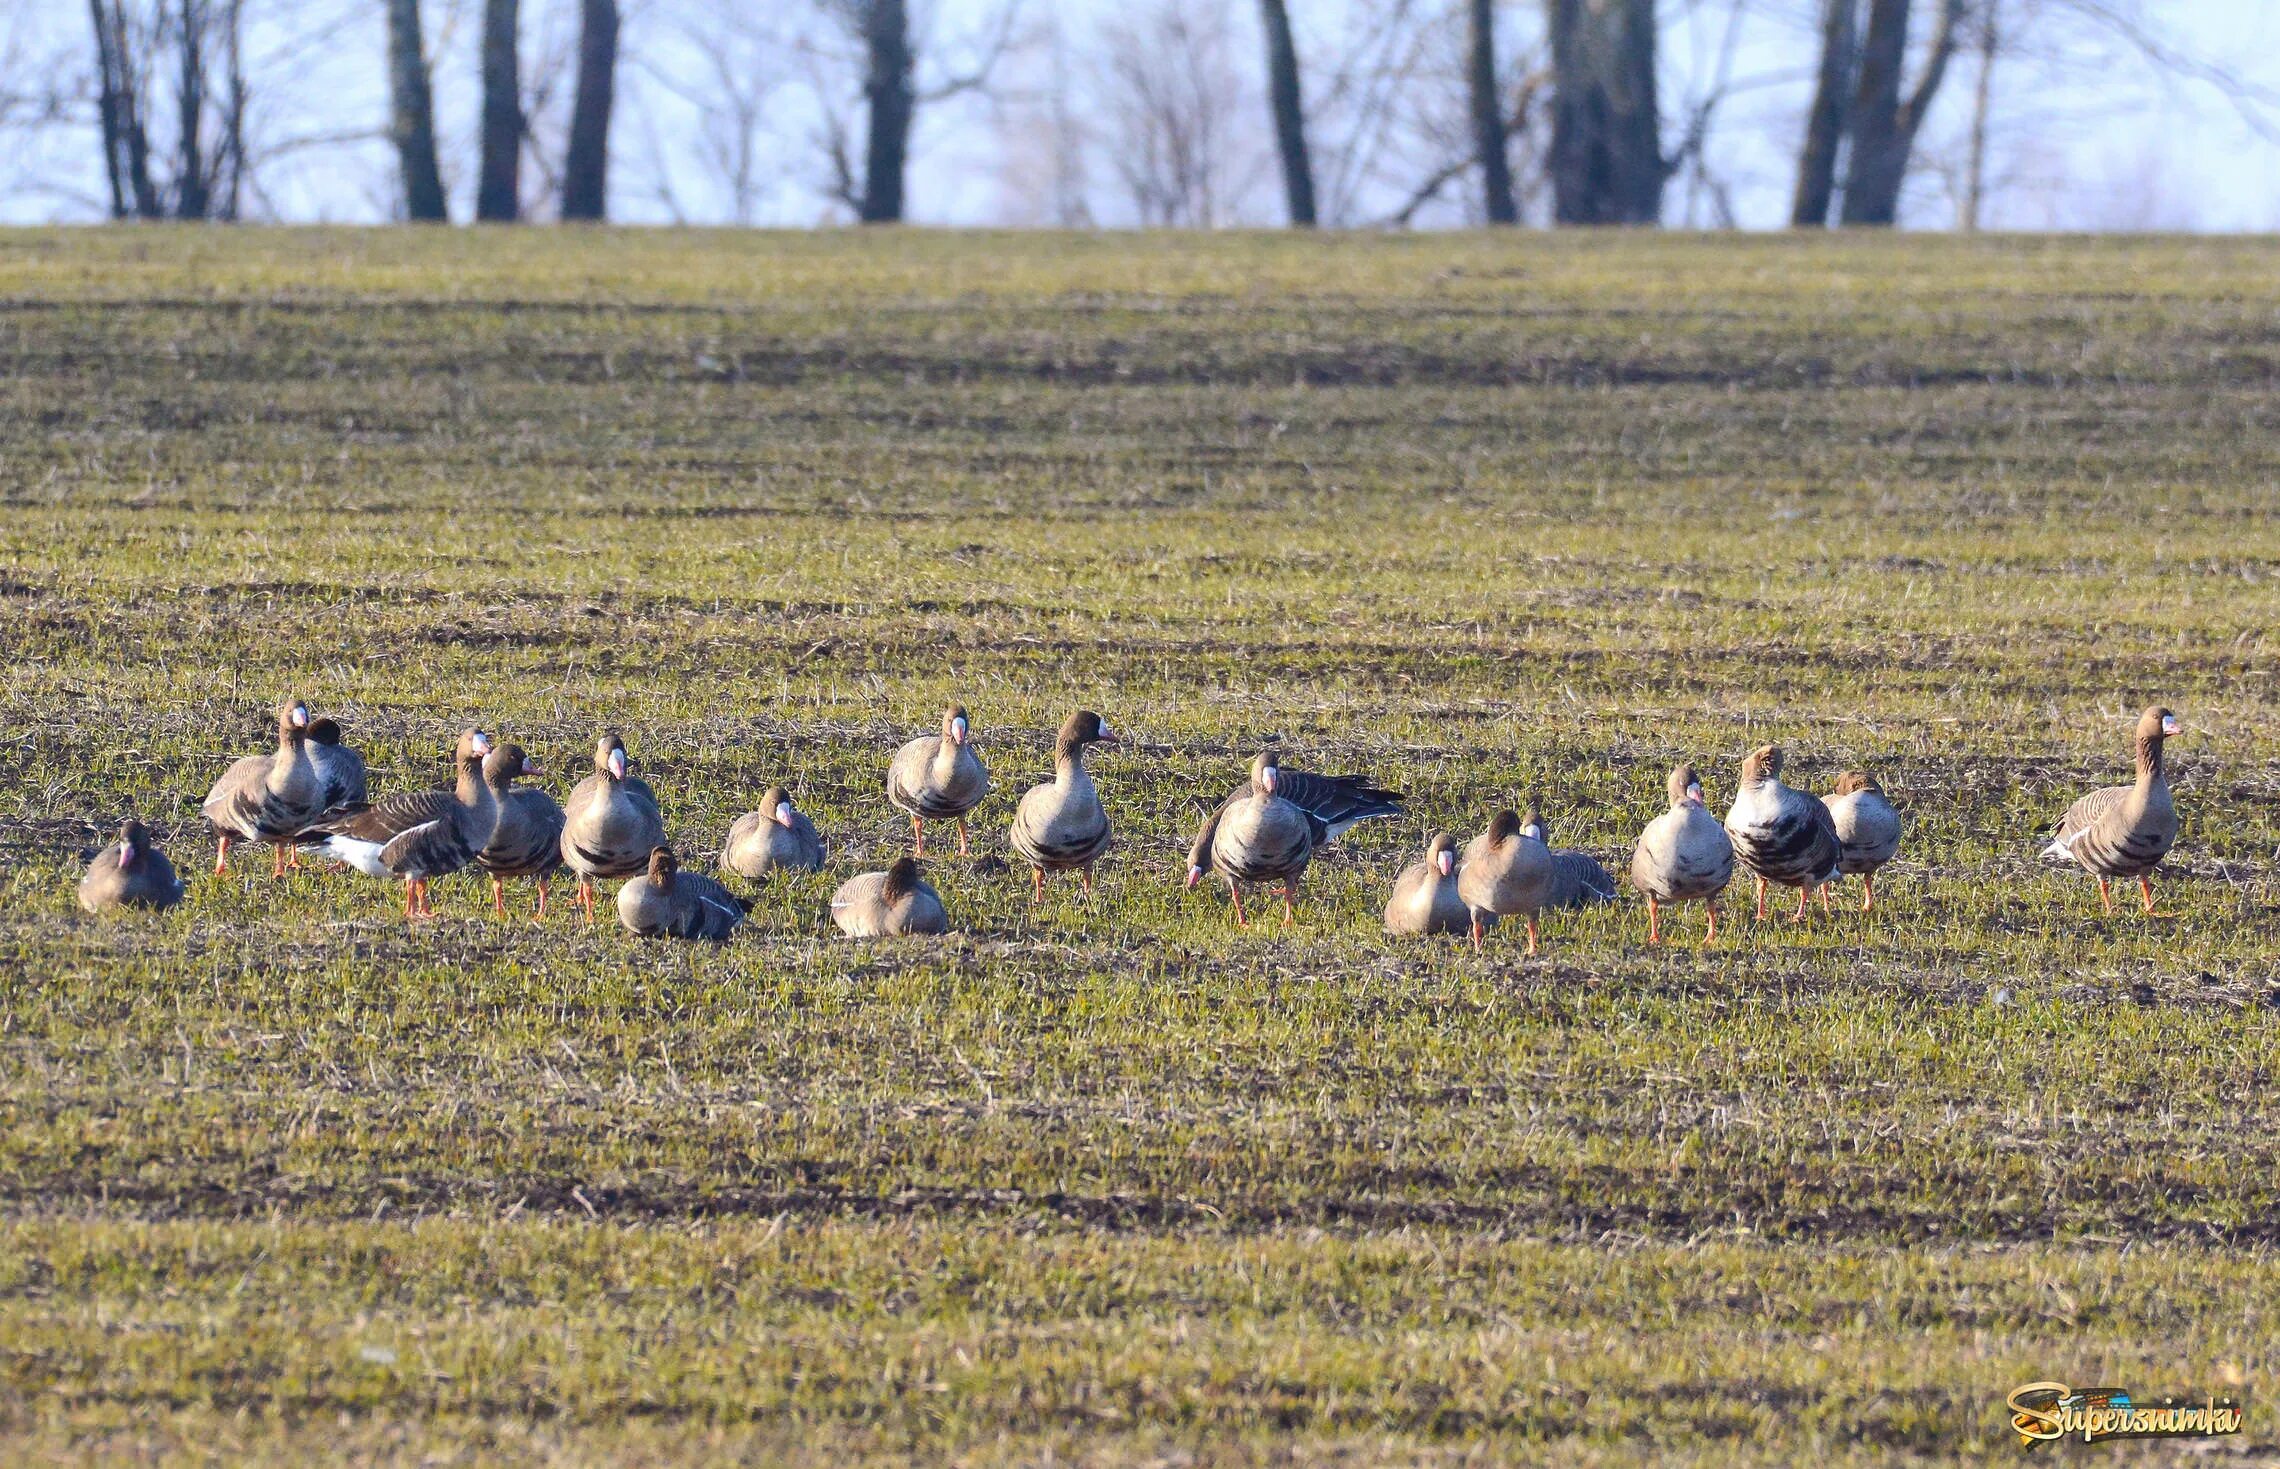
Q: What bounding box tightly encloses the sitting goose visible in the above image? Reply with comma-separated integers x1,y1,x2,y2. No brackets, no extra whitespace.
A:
1823,771,1903,911
202,698,327,878
299,730,500,920
831,855,949,937
1723,745,1840,922
306,717,368,809
2043,706,2181,915
721,786,825,879
1525,809,1618,910
474,742,565,918
1009,709,1119,901
78,819,186,913
559,731,666,920
1383,831,1482,937
886,705,989,857
618,846,748,941
1457,807,1557,955
1183,754,1403,906
1629,764,1734,944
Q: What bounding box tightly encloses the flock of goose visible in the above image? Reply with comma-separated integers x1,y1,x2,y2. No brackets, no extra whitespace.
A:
75,700,2186,946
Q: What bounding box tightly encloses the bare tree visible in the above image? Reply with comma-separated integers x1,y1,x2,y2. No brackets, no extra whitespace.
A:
477,0,520,221
1840,0,1961,224
855,0,913,221
386,0,447,220
1792,0,1857,226
1257,0,1315,227
1095,0,1266,227
84,0,251,220
1546,0,1664,224
810,0,1020,224
1466,0,1517,223
561,0,618,219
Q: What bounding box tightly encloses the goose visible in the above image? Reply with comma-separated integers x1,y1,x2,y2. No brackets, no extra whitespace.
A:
298,729,499,919
474,742,565,918
1723,745,1840,922
1823,770,1903,911
2043,706,2180,915
720,785,825,879
831,855,948,937
1183,753,1403,912
1525,809,1618,911
559,731,666,919
1457,807,1558,954
201,698,327,878
1383,831,1481,937
1628,763,1734,944
306,717,368,809
1009,709,1118,900
77,819,185,913
886,705,989,856
617,846,748,941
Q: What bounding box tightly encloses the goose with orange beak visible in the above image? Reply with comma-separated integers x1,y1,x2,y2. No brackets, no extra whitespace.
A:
887,705,989,857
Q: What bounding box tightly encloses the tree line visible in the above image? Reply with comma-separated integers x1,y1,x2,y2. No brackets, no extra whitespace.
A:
29,2,2276,229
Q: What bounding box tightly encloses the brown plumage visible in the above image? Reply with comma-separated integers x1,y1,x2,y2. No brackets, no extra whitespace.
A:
721,785,825,879
298,730,499,920
1457,807,1558,955
306,717,368,809
886,705,989,856
617,846,748,941
201,698,326,878
1822,770,1903,911
1383,830,1480,937
1009,709,1118,901
78,819,185,913
1629,764,1734,944
559,731,666,920
2043,706,2181,914
1723,745,1841,922
831,855,949,937
474,742,565,919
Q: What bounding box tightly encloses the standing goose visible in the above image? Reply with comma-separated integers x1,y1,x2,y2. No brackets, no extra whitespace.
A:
2043,706,2181,915
1629,764,1734,944
831,855,949,937
1194,751,1367,927
886,705,989,857
474,742,565,918
1009,709,1119,901
298,730,500,920
201,698,327,878
1184,756,1403,899
559,731,666,920
1383,831,1481,937
1823,771,1903,911
78,819,185,913
618,846,748,941
1723,745,1841,922
1457,807,1558,955
720,786,825,879
1525,809,1618,911
306,717,368,809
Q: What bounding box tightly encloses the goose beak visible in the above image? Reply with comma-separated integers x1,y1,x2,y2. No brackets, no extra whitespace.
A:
1260,768,1278,796
774,802,795,827
471,731,492,756
1436,851,1454,877
951,717,969,747
608,749,628,780
290,704,309,728
523,758,544,777
118,842,138,870
1184,864,1202,891
2161,714,2181,737
1097,723,1120,744
1686,783,1704,807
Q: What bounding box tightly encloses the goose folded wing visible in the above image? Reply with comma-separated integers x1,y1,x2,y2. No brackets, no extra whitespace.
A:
306,789,457,845
1272,771,1405,840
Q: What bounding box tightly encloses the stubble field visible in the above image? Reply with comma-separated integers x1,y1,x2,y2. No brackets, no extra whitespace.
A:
1,227,2277,1464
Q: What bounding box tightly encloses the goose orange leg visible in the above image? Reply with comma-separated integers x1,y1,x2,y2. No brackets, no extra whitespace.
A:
271,843,287,879
1790,885,1810,923
1703,902,1721,946
1860,875,1875,912
1645,895,1661,945
214,833,233,875
1080,865,1095,900
1031,867,1045,904
1279,881,1297,927
910,815,925,857
1524,917,1539,957
534,878,550,921
1818,883,1832,914
1753,875,1767,921
2097,876,2114,915
2139,876,2163,916
577,878,597,923
956,820,970,857
1224,874,1249,928
1469,913,1485,954
492,876,508,917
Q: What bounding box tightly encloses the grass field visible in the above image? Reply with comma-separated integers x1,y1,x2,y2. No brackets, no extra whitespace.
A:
2,227,2278,1465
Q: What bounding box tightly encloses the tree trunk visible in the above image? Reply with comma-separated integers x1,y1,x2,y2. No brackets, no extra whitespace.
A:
1548,0,1664,225
1256,0,1315,227
1960,0,1997,230
477,0,521,222
174,0,208,220
1840,0,1959,225
1466,0,1516,225
561,0,617,220
386,0,448,221
88,0,130,218
1791,0,1857,227
858,0,913,223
